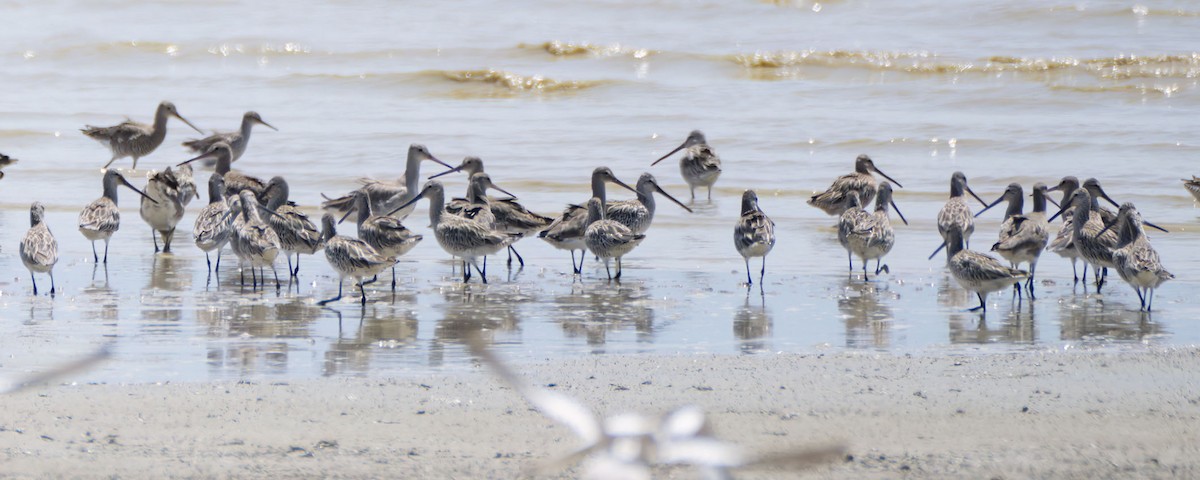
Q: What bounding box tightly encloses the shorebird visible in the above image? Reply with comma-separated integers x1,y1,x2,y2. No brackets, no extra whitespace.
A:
734,190,776,285
0,153,17,180
317,214,396,306
390,181,519,284
606,172,693,234
809,154,903,216
20,202,58,295
1046,176,1086,284
430,156,553,267
174,163,198,207
539,167,637,274
182,111,277,164
1182,176,1200,203
1049,187,1169,294
651,130,721,200
838,182,907,278
231,190,282,289
193,173,233,272
444,172,521,270
79,170,157,263
976,183,1049,298
139,167,186,253
178,142,267,201
584,197,646,280
346,191,423,289
928,171,988,259
942,227,1030,313
263,177,324,277
1107,203,1173,311
82,101,203,170
322,144,453,220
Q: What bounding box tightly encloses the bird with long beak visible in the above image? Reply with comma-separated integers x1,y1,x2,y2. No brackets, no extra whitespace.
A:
79,170,158,263
177,142,267,202
321,144,453,220
606,173,693,235
735,190,776,286
539,167,638,275
1046,176,1087,284
182,111,277,164
809,154,903,216
651,130,722,200
1048,187,1168,294
928,171,989,259
838,182,908,278
1103,203,1173,311
976,183,1050,298
942,227,1029,314
82,101,203,171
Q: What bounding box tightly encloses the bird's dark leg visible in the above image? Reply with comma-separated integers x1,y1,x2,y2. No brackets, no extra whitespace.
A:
759,257,766,285
286,254,294,278
318,280,344,306
968,293,987,312
509,246,525,268
463,261,471,283
215,250,222,273
151,230,160,253
614,258,623,280
391,267,397,291
49,272,56,295
475,263,488,284
92,242,99,264
1136,288,1146,310
273,266,280,289
744,258,752,285
30,272,37,295
359,280,367,306
103,241,110,263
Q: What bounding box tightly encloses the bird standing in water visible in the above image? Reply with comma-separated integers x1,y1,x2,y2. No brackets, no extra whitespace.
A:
82,101,203,170
651,130,722,200
734,190,775,286
20,202,58,295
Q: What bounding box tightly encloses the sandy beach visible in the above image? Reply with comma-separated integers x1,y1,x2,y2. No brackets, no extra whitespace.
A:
0,347,1196,478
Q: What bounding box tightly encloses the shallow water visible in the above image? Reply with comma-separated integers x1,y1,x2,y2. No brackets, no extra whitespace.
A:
0,0,1197,381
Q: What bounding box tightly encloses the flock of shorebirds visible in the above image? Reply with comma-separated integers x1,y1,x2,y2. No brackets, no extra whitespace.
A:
3,101,1181,313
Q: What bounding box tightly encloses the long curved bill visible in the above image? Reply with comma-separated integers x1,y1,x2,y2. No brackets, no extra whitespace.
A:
1047,200,1071,223
119,174,158,204
386,186,429,217
609,175,638,194
653,183,693,213
890,199,908,225
973,194,1006,218
428,164,464,180
173,113,204,134
177,150,216,167
1143,220,1169,233
928,241,946,260
873,167,903,189
651,142,687,166
426,154,455,171
489,183,518,200
965,185,989,209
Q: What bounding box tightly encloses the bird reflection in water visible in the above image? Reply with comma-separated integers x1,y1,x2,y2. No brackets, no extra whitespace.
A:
324,301,420,376
82,264,119,324
143,255,194,327
837,279,895,349
427,287,526,367
553,281,655,350
733,292,771,353
948,309,1035,344
197,298,323,377
1058,298,1164,343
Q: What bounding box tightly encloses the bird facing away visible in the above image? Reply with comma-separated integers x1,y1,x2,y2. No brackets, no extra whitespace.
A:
20,202,58,295
182,111,277,164
584,197,646,280
651,130,722,200
174,163,198,207
929,171,988,259
321,144,453,220
943,227,1030,313
318,214,396,306
1108,203,1173,311
348,190,423,289
838,182,907,278
82,101,203,170
539,167,637,275
978,183,1050,298
606,172,693,235
263,176,324,277
193,173,233,273
79,170,157,263
809,154,903,216
231,190,282,290
734,190,776,286
139,167,186,253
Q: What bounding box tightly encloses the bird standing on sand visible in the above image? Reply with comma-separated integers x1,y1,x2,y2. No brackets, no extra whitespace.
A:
82,101,203,170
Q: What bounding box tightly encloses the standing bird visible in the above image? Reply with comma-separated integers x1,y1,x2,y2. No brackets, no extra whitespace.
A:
584,197,646,280
444,172,521,270
391,181,519,284
178,142,267,201
1108,203,1173,311
839,183,907,278
318,214,396,306
321,144,453,220
0,153,18,180
174,163,198,207
263,176,324,277
20,202,58,295
978,183,1050,298
606,172,693,235
182,111,277,164
139,167,186,253
734,190,776,286
193,174,233,273
651,130,721,200
348,191,423,289
1182,176,1200,203
231,190,282,289
1051,188,1117,293
1046,176,1086,284
82,101,203,170
929,171,989,259
79,170,157,263
808,154,903,216
539,167,638,274
943,228,1030,313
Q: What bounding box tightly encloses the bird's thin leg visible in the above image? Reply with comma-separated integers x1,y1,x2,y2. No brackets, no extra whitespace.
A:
273,266,280,289
745,257,752,285
318,280,344,306
102,156,119,170
509,246,525,267
1148,289,1156,312
475,262,488,284
151,230,159,253
1028,262,1038,299
131,156,139,171
968,293,987,312
615,257,623,280
205,252,212,272
1071,259,1079,284
463,261,471,283
846,251,853,277
103,240,110,263
286,254,294,278
604,259,612,280
391,267,397,291
49,271,56,295
91,242,99,264
759,257,766,285
216,250,222,273
30,272,37,295
359,280,368,306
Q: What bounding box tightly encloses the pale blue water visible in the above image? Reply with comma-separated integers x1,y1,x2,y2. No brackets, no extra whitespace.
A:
0,0,1196,382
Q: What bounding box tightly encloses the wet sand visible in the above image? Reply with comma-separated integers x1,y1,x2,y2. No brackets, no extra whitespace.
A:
1,348,1196,478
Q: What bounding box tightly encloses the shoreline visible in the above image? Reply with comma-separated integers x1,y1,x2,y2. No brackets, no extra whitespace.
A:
1,348,1197,478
